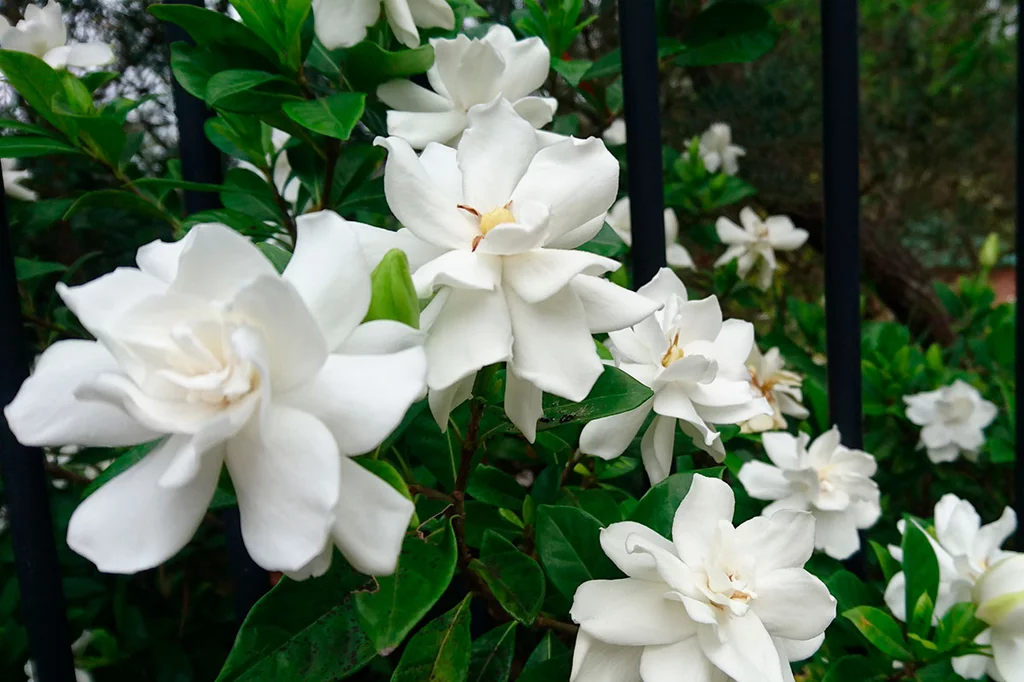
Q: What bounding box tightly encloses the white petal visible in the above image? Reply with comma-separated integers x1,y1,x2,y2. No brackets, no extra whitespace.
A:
548,214,607,250
435,36,504,109
285,211,372,351
666,244,695,269
338,319,425,355
580,398,653,461
413,250,501,296
752,568,836,640
571,578,695,646
5,340,158,447
737,461,792,501
715,217,754,245
406,0,455,30
136,232,194,283
474,220,549,256
697,611,784,682
503,249,619,304
459,99,537,210
570,630,643,682
600,520,675,581
56,267,167,337
885,573,908,622
974,507,1017,566
641,414,677,484
495,32,550,99
735,510,815,573
640,638,727,682
504,368,543,442
350,223,446,272
671,474,735,566
331,457,415,576
312,0,379,49
384,0,421,48
776,634,824,662
428,372,475,429
570,275,662,334
385,110,468,149
425,287,512,390
675,296,723,346
67,435,223,573
991,632,1024,682
814,509,862,560
512,96,557,128
226,406,340,572
62,42,115,68
766,217,807,251
652,384,718,448
378,79,453,112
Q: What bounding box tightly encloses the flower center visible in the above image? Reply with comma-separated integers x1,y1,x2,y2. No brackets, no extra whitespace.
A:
661,332,684,367
937,395,974,424
755,222,770,239
459,202,515,251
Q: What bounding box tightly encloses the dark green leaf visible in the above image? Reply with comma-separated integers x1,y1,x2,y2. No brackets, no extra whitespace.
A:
517,632,571,682
14,257,65,281
826,570,872,614
64,190,173,224
870,540,901,583
558,488,621,526
221,168,285,224
0,136,79,158
903,521,940,637
0,50,69,132
936,602,989,651
257,242,292,274
205,114,268,167
822,655,881,682
577,223,627,259
149,3,278,62
551,59,592,87
629,469,724,538
343,42,435,92
283,93,365,139
676,1,779,67
467,465,525,511
391,596,472,682
539,366,653,430
365,248,419,328
470,531,545,625
467,623,515,682
536,505,619,598
843,606,912,660
79,71,120,93
205,70,302,112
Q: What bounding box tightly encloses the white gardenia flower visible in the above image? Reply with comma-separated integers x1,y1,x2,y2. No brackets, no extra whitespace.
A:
579,268,771,482
361,98,659,441
570,474,836,682
714,207,808,290
2,159,38,201
606,198,695,270
740,345,809,433
972,554,1024,682
237,129,300,206
904,380,998,464
738,427,881,560
377,26,557,149
699,123,745,176
25,630,94,682
312,0,454,50
5,215,426,577
603,118,627,146
0,2,114,70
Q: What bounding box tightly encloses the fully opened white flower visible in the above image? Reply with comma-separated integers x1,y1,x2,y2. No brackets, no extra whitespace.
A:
699,123,745,175
0,2,114,70
570,475,836,682
377,26,557,149
579,268,770,482
904,380,998,464
312,0,454,50
740,345,809,433
237,128,300,206
714,207,808,290
603,118,627,146
972,554,1024,682
364,99,659,441
5,215,426,577
3,158,37,201
738,427,880,560
606,198,695,270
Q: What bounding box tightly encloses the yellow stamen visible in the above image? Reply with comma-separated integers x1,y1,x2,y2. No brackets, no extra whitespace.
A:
661,332,684,367
479,206,515,235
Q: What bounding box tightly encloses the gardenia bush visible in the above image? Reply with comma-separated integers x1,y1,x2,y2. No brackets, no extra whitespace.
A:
0,1,1020,681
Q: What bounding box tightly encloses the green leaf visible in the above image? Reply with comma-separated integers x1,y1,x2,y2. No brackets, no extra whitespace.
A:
466,465,525,512
364,248,419,328
903,520,940,636
79,71,120,93
629,469,725,538
205,114,268,168
64,190,173,224
355,521,457,653
215,560,374,681
257,242,292,274
535,504,619,598
0,50,69,132
467,623,515,682
353,457,412,502
149,3,278,63
283,93,365,140
517,632,571,682
870,540,901,583
0,136,79,158
910,592,936,641
205,70,302,112
14,258,65,282
391,596,472,682
675,1,779,67
551,58,593,87
935,602,989,651
222,168,285,224
470,531,545,625
822,655,881,682
343,42,435,92
539,365,653,430
826,570,872,614
842,606,912,660
228,0,285,57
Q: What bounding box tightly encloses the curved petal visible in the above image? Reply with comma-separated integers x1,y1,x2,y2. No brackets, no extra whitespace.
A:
638,267,689,305
570,275,662,334
776,634,824,662
974,507,1017,567
652,384,718,448
459,99,537,210
600,520,675,581
641,414,677,484
675,296,723,346
437,36,504,110
570,630,643,682
734,510,815,573
752,568,836,640
513,96,558,128
737,461,792,501
377,79,453,112
496,33,550,99
425,287,512,390
766,217,808,251
338,319,425,355
385,109,468,149
503,249,620,304
63,42,115,68
5,340,158,447
412,250,501,296
716,217,754,245
813,509,862,560
407,0,455,30
332,456,415,576
136,232,193,283
67,435,223,573
172,223,277,301
349,223,446,273
56,267,168,336
226,405,340,572
571,578,695,646
760,432,805,470
697,611,784,682
672,474,735,566
884,573,908,622
384,0,421,48
667,244,695,269
547,214,607,250
504,368,543,443
312,0,379,49
641,638,727,682
580,398,653,461
474,221,549,256
428,372,474,429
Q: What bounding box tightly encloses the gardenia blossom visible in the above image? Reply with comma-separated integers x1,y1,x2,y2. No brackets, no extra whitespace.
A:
740,345,809,433
570,474,836,682
738,427,881,560
360,98,659,441
714,207,808,290
25,630,94,682
972,554,1024,682
603,118,627,146
699,123,745,175
377,26,557,149
237,128,300,206
312,0,454,50
606,197,695,270
579,268,771,483
904,380,998,463
3,159,37,201
5,216,426,578
0,2,114,70
884,494,1017,680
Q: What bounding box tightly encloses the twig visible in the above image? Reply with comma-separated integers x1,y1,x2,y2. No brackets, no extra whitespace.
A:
534,616,579,636
43,462,92,486
449,399,483,573
409,484,454,503
560,449,584,486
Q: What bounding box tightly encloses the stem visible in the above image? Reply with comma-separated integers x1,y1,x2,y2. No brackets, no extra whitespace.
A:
450,399,483,573
263,166,298,245
409,484,454,504
534,616,579,636
560,449,584,486
318,137,341,211
43,462,92,486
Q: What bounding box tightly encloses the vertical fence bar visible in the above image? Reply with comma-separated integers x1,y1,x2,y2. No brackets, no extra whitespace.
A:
618,0,667,288
821,0,863,450
0,181,77,681
161,0,269,620
1016,0,1024,551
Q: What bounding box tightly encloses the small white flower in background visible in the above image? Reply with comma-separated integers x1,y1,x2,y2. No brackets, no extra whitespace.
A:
699,122,745,176
714,207,808,290
312,0,454,50
602,118,627,146
972,554,1024,682
0,2,114,70
904,380,998,464
738,427,881,560
360,99,659,442
0,505,8,536
5,214,426,578
570,474,836,682
605,198,695,270
2,159,38,201
237,129,301,206
25,630,94,682
579,268,771,483
377,26,557,149
741,345,809,433
883,494,1017,680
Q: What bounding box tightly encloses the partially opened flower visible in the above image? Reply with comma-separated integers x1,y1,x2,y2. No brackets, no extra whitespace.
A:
606,198,695,270
579,268,771,482
972,554,1024,682
570,474,836,682
0,2,113,69
740,345,809,433
904,380,998,463
5,214,426,577
714,207,808,290
738,427,881,559
699,123,745,175
362,99,659,441
312,0,454,50
3,158,37,201
603,118,627,146
377,26,557,148
237,128,300,206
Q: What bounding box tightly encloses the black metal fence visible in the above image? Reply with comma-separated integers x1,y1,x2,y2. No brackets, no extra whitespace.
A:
0,1,1020,680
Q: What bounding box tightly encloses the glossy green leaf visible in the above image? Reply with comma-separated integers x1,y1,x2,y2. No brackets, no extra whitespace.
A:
149,4,278,62
364,249,419,329
0,50,69,132
552,58,592,87
539,366,653,430
843,606,912,660
205,70,301,112
221,168,285,224
283,93,365,140
629,469,724,538
14,258,65,282
517,632,571,682
470,531,544,625
467,623,515,682
535,505,619,599
870,540,901,583
822,655,881,682
559,488,621,527
342,42,435,92
79,71,119,93
205,114,268,168
826,570,872,614
391,596,472,682
675,0,778,67
0,136,79,158
466,465,525,511
936,602,988,651
903,520,940,637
